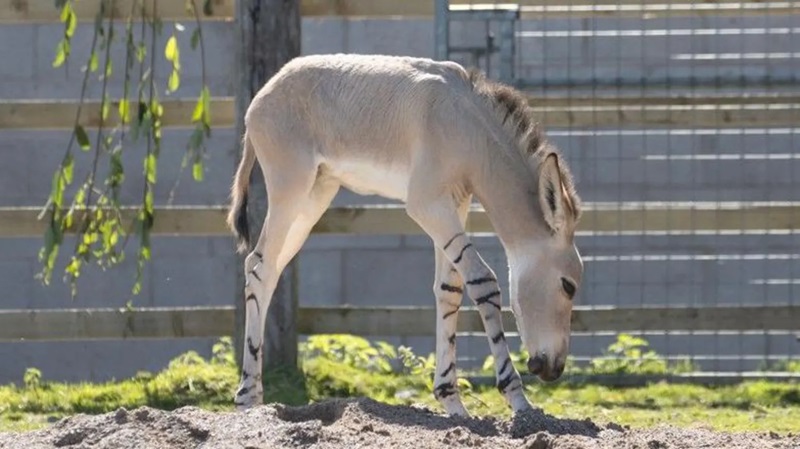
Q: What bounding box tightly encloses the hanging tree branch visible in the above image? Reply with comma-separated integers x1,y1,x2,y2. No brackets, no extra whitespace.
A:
38,0,213,299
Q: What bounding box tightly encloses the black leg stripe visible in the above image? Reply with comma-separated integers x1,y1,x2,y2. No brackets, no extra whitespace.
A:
467,276,496,286
491,331,505,344
497,373,515,393
441,362,455,378
247,336,259,361
246,294,259,314
443,308,459,320
448,333,456,345
498,357,511,376
434,382,457,399
440,283,463,294
250,269,261,282
253,251,263,259
475,291,502,310
443,232,465,251
236,385,252,397
453,244,473,264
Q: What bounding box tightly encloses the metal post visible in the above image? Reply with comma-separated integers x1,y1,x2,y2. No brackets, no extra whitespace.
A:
497,14,516,84
434,0,449,60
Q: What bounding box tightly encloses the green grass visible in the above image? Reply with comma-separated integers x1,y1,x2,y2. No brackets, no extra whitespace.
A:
450,382,800,432
1,336,799,434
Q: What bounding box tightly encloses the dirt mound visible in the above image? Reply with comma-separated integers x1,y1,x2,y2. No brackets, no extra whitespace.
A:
0,397,796,449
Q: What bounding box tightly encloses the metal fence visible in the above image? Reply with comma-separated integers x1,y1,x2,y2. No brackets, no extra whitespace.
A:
1,1,798,383
434,0,800,372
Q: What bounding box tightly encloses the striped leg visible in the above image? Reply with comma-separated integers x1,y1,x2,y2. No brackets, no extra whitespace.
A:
431,200,471,416
442,232,532,412
235,175,339,410
407,195,532,414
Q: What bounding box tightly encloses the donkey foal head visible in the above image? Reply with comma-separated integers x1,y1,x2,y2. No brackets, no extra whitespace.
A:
509,152,583,382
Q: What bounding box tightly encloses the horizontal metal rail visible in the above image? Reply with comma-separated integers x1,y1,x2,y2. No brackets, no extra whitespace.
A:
0,304,796,341
2,202,799,238
2,0,797,21
3,95,798,130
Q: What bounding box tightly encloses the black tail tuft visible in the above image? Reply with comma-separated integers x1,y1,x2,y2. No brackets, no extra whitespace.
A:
233,192,250,253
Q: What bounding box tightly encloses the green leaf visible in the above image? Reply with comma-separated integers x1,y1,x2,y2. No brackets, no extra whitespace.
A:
74,124,90,150
104,58,112,78
165,35,178,62
150,99,163,119
118,98,130,124
101,94,110,121
74,184,86,207
190,28,200,50
52,40,67,68
59,2,72,23
192,86,211,126
65,8,77,38
192,160,204,181
50,169,64,209
89,51,99,72
191,94,204,123
65,257,82,278
63,154,74,184
144,153,157,184
136,44,146,63
168,70,180,92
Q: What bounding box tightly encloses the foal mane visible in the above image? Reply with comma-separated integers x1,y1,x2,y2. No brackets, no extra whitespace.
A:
466,68,581,219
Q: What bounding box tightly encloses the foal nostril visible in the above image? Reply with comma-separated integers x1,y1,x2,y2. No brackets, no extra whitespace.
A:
527,355,546,375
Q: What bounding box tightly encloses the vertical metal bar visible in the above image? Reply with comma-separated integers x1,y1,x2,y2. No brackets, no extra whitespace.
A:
434,0,449,60
498,17,516,84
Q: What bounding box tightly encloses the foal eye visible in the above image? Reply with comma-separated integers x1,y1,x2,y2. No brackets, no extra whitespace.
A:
561,277,576,299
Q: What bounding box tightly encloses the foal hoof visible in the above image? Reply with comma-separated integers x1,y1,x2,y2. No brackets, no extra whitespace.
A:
234,397,261,411
234,387,262,411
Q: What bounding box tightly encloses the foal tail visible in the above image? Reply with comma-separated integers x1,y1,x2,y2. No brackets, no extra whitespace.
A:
227,132,257,254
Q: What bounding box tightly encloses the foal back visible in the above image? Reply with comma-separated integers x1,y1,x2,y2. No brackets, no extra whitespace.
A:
245,54,475,179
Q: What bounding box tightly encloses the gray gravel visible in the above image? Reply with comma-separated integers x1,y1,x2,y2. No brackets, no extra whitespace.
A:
0,397,796,449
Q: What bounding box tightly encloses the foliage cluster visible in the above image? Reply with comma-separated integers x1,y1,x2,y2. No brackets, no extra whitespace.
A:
299,334,436,403
2,334,799,433
40,0,213,298
481,333,697,377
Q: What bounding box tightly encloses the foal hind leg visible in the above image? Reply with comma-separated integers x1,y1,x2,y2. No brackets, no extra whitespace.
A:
235,172,339,410
432,199,470,416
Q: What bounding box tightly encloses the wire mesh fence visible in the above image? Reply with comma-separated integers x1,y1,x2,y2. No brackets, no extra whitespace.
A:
436,0,800,374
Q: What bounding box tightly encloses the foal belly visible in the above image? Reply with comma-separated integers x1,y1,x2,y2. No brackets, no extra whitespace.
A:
328,159,409,202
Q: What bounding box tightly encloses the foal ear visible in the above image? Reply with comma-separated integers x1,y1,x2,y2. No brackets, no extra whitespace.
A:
538,153,568,234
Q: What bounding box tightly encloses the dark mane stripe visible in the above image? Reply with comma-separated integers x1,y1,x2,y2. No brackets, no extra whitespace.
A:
467,68,582,219
467,68,543,156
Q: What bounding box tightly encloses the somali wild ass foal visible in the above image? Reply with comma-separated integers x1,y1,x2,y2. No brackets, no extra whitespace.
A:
226,54,583,416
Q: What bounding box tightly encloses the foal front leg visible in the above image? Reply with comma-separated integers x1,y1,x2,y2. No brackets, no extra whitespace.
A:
407,196,533,414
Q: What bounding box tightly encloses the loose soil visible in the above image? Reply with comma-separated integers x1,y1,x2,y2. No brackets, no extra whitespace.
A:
0,397,796,448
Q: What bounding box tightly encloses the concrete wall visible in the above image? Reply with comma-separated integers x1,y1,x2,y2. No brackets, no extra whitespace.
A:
1,13,798,383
